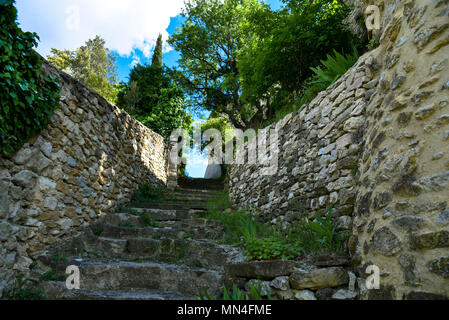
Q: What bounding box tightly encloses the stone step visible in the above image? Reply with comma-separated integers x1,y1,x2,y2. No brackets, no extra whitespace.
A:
40,281,193,300
122,208,205,221
162,191,218,200
40,233,244,271
80,236,244,270
99,222,223,240
128,202,211,211
58,260,223,297
102,212,217,229
177,177,224,191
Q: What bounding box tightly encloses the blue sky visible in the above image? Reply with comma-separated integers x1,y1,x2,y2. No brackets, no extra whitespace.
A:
16,0,282,177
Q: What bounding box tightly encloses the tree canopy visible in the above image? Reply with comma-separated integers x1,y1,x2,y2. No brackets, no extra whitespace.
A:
117,38,192,139
169,0,364,130
47,35,118,104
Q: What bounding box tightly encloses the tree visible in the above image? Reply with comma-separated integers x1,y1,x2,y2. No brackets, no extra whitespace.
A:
238,0,362,110
168,0,273,130
47,36,118,103
117,37,193,139
151,34,163,67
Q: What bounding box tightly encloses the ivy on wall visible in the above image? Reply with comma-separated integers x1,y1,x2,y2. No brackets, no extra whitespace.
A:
0,0,60,156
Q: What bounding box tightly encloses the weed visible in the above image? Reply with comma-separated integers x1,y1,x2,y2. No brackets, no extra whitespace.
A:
4,275,48,300
367,38,380,50
125,208,141,216
92,225,104,236
119,222,138,228
131,184,164,203
29,261,38,270
40,270,65,282
51,253,67,264
198,281,271,300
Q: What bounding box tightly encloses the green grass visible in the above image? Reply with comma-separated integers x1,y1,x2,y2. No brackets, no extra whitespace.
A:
119,222,138,228
205,191,346,260
40,270,65,282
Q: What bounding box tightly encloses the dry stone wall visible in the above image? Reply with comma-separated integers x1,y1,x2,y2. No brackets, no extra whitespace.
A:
351,0,449,300
0,62,169,295
228,54,372,226
229,0,449,299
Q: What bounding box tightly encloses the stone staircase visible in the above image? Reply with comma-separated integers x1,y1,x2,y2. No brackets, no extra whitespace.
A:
35,179,245,300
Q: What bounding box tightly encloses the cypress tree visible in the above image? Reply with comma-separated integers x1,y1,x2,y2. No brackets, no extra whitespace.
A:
151,34,163,67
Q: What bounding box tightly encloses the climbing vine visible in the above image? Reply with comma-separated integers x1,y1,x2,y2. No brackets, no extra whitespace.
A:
0,0,60,156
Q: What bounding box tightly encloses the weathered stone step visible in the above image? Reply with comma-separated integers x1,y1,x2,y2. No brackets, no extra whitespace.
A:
128,202,211,211
162,191,218,200
102,212,218,229
177,177,224,191
99,222,223,240
62,260,223,297
40,282,193,300
121,208,205,221
80,236,244,270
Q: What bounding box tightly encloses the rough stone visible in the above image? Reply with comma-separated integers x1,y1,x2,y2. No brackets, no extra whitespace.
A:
331,289,358,300
294,290,316,300
427,255,449,278
289,267,348,290
392,216,426,230
226,260,296,280
435,209,449,225
411,231,449,250
270,276,290,291
399,253,420,286
369,227,401,256
12,170,38,188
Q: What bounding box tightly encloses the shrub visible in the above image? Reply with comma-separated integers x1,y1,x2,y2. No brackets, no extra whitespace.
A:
131,184,164,203
0,0,60,155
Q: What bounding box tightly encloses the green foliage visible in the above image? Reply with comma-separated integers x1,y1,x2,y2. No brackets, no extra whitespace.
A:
170,0,365,129
131,184,164,203
169,0,272,129
198,281,271,300
151,34,163,67
258,48,358,129
0,0,60,156
40,270,65,282
116,34,193,139
238,0,363,120
294,208,347,254
4,275,47,300
50,252,67,264
119,222,138,228
92,225,104,236
246,235,304,261
366,38,380,50
206,191,345,259
310,48,358,88
47,35,118,103
117,64,193,139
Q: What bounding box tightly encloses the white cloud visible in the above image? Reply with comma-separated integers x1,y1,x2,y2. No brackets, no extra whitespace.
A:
16,0,185,57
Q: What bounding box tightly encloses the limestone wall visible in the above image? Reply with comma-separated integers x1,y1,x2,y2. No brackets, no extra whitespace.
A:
229,0,449,299
351,0,449,299
228,54,372,226
0,62,169,294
